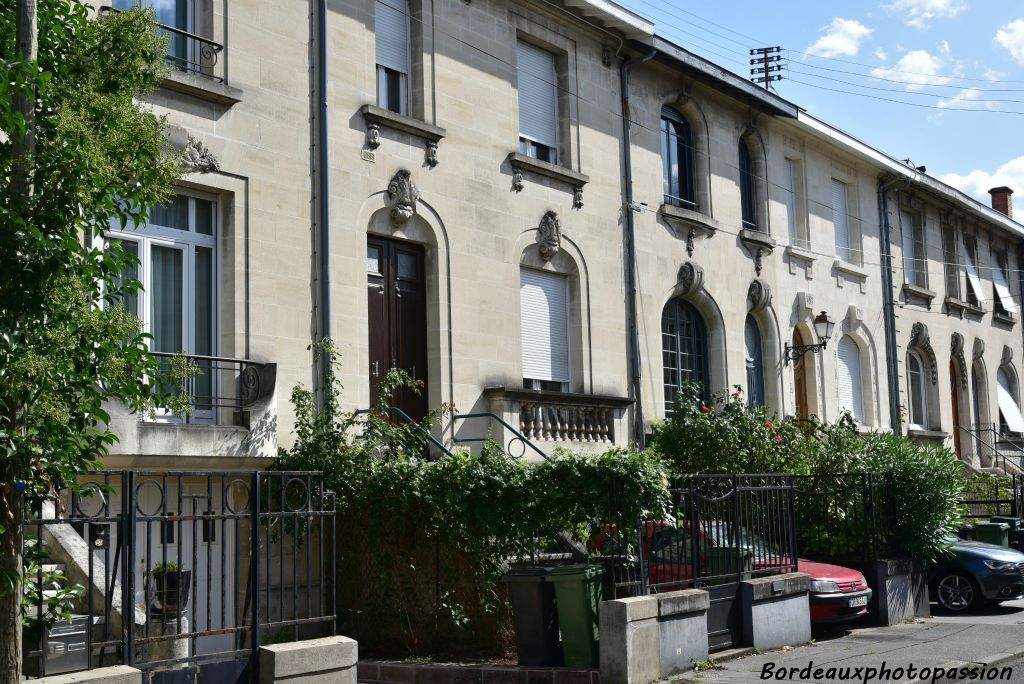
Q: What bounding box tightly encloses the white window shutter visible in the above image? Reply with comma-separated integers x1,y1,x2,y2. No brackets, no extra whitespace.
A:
517,41,558,149
375,0,409,74
837,336,864,424
992,262,1017,314
520,269,569,383
901,211,915,283
997,368,1024,433
963,242,987,304
832,180,849,260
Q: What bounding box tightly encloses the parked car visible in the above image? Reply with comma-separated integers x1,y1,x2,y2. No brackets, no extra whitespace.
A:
930,538,1024,612
597,522,872,625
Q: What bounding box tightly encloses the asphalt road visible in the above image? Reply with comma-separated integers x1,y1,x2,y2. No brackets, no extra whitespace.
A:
929,596,1024,625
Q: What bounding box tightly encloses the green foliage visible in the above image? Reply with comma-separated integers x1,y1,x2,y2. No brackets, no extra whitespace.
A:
151,560,179,574
961,472,1015,516
21,539,84,629
650,383,964,561
277,343,669,656
0,0,183,623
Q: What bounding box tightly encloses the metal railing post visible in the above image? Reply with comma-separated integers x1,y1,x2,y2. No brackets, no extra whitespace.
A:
122,471,136,666
251,472,261,681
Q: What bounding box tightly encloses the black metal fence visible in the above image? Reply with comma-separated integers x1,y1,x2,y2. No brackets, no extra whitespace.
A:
639,475,798,594
22,470,335,681
791,473,895,565
961,474,1023,519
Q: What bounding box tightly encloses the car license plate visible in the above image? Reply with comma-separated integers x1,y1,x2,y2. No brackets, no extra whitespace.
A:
849,595,868,608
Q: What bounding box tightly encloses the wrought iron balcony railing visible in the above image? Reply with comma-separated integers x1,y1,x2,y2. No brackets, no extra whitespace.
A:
101,6,225,83
150,352,275,427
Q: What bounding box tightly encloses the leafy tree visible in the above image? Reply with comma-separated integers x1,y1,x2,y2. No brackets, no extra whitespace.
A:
0,1,181,678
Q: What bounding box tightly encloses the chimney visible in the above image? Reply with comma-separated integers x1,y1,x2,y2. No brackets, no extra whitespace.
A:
989,186,1014,219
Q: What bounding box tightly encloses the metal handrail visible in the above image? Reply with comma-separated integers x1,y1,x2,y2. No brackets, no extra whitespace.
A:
451,412,548,460
352,407,454,458
100,6,224,82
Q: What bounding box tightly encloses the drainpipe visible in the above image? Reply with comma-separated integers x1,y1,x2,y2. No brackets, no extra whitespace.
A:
620,46,656,449
314,0,332,397
878,175,906,432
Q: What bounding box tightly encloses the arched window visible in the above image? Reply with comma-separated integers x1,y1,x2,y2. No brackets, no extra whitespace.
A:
662,299,708,409
906,351,927,429
661,106,696,211
996,367,1024,434
739,139,756,230
836,335,865,424
744,315,764,407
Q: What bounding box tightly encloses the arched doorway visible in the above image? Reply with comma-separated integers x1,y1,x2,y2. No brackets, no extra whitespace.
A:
662,298,709,409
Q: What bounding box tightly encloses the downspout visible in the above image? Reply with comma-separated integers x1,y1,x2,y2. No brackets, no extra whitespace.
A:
620,46,656,449
878,175,906,432
315,0,332,392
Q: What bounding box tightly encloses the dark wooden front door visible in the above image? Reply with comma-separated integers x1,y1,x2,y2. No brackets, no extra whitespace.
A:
367,236,428,421
951,360,962,459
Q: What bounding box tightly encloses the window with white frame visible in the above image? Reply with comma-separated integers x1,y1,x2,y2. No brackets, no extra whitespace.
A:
941,223,960,300
832,179,854,263
901,210,926,287
963,235,985,307
517,40,559,164
992,251,1017,318
836,334,865,424
906,350,927,429
375,0,410,115
520,269,569,391
108,192,218,420
783,157,807,248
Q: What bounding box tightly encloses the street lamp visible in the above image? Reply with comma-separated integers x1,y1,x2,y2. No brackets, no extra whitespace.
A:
784,311,835,366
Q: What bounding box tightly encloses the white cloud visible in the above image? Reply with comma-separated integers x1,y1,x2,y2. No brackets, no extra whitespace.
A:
884,0,967,29
870,49,950,90
939,156,1024,203
936,88,994,110
995,19,1024,64
874,47,889,60
805,18,873,58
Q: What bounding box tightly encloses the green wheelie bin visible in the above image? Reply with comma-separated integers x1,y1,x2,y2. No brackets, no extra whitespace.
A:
546,564,603,668
974,521,1010,547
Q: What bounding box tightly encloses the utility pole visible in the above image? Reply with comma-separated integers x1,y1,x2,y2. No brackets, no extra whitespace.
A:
750,46,783,90
2,2,37,683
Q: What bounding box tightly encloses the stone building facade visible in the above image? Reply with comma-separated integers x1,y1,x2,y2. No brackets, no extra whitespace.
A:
101,0,1023,473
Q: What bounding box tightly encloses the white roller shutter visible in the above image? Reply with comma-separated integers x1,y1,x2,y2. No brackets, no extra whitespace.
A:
837,335,864,424
992,262,1017,314
375,0,409,74
517,41,558,149
963,241,986,304
901,211,916,283
520,269,569,383
997,369,1024,433
832,180,850,261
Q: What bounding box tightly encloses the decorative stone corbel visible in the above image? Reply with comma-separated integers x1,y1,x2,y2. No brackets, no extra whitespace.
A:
686,227,695,257
387,170,419,228
909,322,938,385
512,168,524,192
366,122,381,149
184,135,220,174
677,261,704,297
537,210,561,261
747,279,771,313
951,333,968,391
425,141,439,167
1002,345,1014,366
738,229,775,276
973,338,985,361
573,186,584,210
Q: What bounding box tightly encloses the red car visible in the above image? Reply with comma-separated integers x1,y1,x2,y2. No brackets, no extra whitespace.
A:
609,522,872,625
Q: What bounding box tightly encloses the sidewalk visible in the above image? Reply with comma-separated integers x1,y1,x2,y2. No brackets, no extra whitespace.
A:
676,619,1024,683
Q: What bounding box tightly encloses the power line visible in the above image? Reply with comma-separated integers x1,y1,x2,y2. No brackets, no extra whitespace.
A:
785,67,1024,105
792,59,1024,90
787,64,1024,94
785,77,1024,115
787,50,1024,86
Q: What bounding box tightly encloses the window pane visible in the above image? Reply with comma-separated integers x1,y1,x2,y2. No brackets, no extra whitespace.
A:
151,195,189,231
194,198,214,235
367,246,381,274
151,246,183,353
194,246,214,410
112,240,140,319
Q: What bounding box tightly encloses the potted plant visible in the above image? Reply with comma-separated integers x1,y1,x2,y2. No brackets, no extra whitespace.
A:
147,561,191,614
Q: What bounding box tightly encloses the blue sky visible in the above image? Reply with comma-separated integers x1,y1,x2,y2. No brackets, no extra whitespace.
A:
617,0,1024,205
